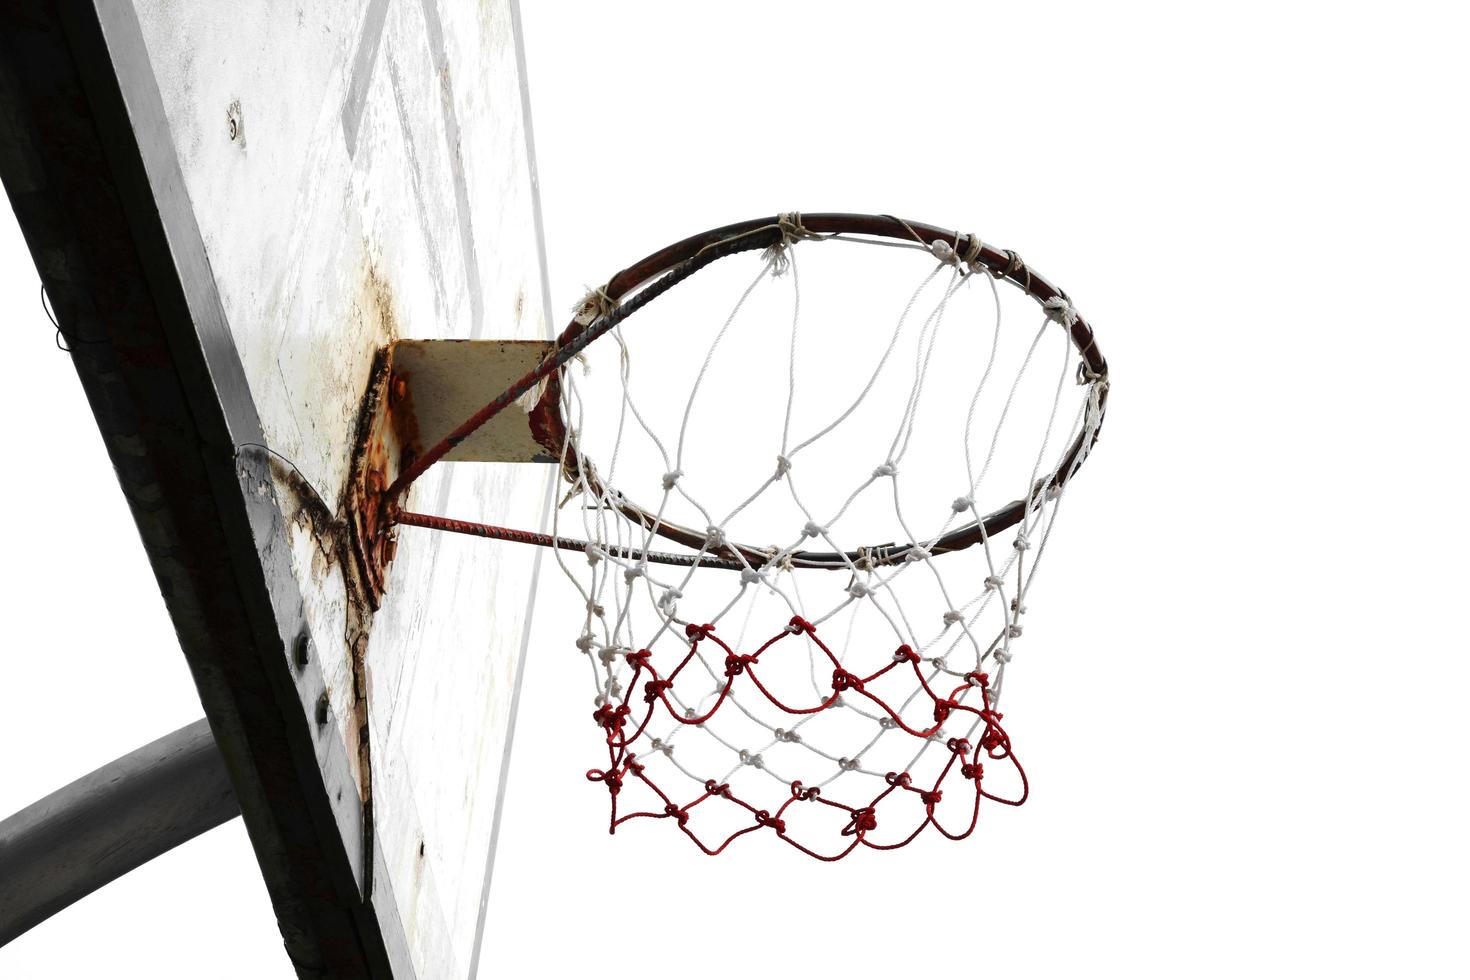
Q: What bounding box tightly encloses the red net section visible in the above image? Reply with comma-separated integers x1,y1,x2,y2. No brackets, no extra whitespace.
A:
586,616,1026,859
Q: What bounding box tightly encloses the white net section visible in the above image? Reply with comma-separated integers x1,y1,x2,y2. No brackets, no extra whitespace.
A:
553,223,1106,857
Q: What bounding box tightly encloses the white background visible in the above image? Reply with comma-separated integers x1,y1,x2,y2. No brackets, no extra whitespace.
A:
3,1,1468,977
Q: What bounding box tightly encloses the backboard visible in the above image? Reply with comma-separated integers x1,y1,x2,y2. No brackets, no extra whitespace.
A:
0,2,550,978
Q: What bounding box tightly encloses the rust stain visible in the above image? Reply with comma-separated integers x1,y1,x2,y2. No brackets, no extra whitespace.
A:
346,349,395,609
335,254,418,882
385,360,422,474
527,368,566,466
345,254,408,611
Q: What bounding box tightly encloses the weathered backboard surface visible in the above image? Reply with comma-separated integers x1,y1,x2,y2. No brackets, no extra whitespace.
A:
0,2,550,978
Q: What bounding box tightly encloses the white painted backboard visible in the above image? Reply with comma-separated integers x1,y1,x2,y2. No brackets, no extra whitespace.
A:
132,2,551,977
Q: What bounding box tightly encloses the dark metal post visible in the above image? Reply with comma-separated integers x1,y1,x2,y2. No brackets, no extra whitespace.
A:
0,718,240,946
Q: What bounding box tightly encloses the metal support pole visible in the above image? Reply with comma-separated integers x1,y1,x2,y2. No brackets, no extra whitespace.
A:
0,718,240,946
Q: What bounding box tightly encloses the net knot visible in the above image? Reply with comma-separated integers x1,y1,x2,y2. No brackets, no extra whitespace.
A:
1043,295,1079,327
893,645,920,665
886,771,912,788
584,544,603,565
739,749,765,769
643,678,672,703
904,546,931,563
791,781,820,801
980,711,1009,754
685,623,715,641
838,757,861,772
586,599,605,617
725,653,754,677
961,762,984,780
933,698,957,723
597,646,623,666
801,521,826,539
964,671,989,688
592,703,629,732
983,575,1004,591
942,610,964,627
831,668,864,693
663,803,690,826
952,495,974,513
661,469,683,490
919,789,943,807
774,454,792,478
704,526,726,549
657,588,681,612
773,728,802,743
1007,623,1024,638
782,620,817,643
754,811,786,834
847,580,872,599
575,633,595,653
624,564,646,583
1013,532,1031,552
947,737,972,756
586,768,622,794
993,648,1013,665
872,461,897,478
845,808,878,835
740,567,766,586
704,780,731,798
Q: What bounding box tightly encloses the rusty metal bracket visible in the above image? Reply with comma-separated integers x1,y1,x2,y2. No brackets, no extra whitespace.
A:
347,339,556,607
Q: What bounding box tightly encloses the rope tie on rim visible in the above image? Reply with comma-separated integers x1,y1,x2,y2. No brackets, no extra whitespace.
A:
1043,295,1079,327
572,282,617,326
960,233,984,274
761,212,815,276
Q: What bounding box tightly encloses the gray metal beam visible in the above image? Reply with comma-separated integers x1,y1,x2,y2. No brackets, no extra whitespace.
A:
0,719,240,947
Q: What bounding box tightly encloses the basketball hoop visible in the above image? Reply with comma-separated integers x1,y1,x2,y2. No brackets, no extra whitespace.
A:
388,213,1109,858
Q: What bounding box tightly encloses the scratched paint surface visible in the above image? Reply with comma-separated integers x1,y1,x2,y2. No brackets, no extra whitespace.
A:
133,2,550,977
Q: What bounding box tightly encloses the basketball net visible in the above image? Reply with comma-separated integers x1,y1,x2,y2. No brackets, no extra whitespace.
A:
547,215,1108,858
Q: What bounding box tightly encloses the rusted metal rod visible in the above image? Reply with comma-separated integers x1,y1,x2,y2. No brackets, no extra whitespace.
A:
396,510,746,569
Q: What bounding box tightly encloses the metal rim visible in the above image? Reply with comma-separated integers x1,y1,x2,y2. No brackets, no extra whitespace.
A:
529,213,1109,571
